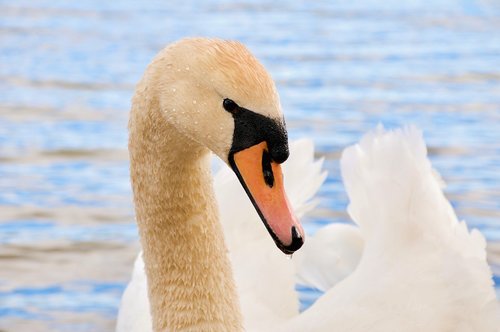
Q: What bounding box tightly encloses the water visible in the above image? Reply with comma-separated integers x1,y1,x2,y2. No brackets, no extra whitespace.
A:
1,0,499,330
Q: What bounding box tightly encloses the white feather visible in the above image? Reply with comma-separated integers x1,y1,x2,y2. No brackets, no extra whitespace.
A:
279,125,500,332
295,223,363,292
116,252,152,332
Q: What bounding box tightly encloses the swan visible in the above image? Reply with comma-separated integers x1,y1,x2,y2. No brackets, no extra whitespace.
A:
119,37,500,331
125,37,307,331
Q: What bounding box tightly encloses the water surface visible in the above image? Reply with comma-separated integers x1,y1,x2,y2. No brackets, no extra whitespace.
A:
1,0,499,330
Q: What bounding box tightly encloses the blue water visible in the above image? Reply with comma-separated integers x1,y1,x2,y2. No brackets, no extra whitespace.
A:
1,0,499,330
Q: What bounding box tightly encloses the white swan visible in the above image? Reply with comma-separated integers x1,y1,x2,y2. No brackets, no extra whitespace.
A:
119,37,500,331
125,37,308,331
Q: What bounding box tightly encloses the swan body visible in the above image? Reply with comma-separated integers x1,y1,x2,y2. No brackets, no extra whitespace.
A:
278,126,500,332
122,37,499,331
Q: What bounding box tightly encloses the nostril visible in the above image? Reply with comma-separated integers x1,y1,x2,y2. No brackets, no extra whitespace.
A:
262,149,274,188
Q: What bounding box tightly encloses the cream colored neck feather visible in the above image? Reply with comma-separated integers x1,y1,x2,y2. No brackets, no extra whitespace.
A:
129,92,243,331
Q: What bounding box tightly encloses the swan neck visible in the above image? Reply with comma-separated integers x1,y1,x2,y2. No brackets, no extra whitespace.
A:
129,104,242,331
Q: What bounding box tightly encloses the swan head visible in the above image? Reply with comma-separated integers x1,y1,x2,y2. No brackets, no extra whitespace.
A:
154,38,304,254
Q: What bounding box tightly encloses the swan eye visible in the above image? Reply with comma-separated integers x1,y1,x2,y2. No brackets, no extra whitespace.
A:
223,98,238,113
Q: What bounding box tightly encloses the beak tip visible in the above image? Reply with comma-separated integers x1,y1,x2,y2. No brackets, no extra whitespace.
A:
278,226,304,255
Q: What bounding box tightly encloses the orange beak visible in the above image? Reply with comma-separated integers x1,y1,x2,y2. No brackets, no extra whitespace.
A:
230,141,305,254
